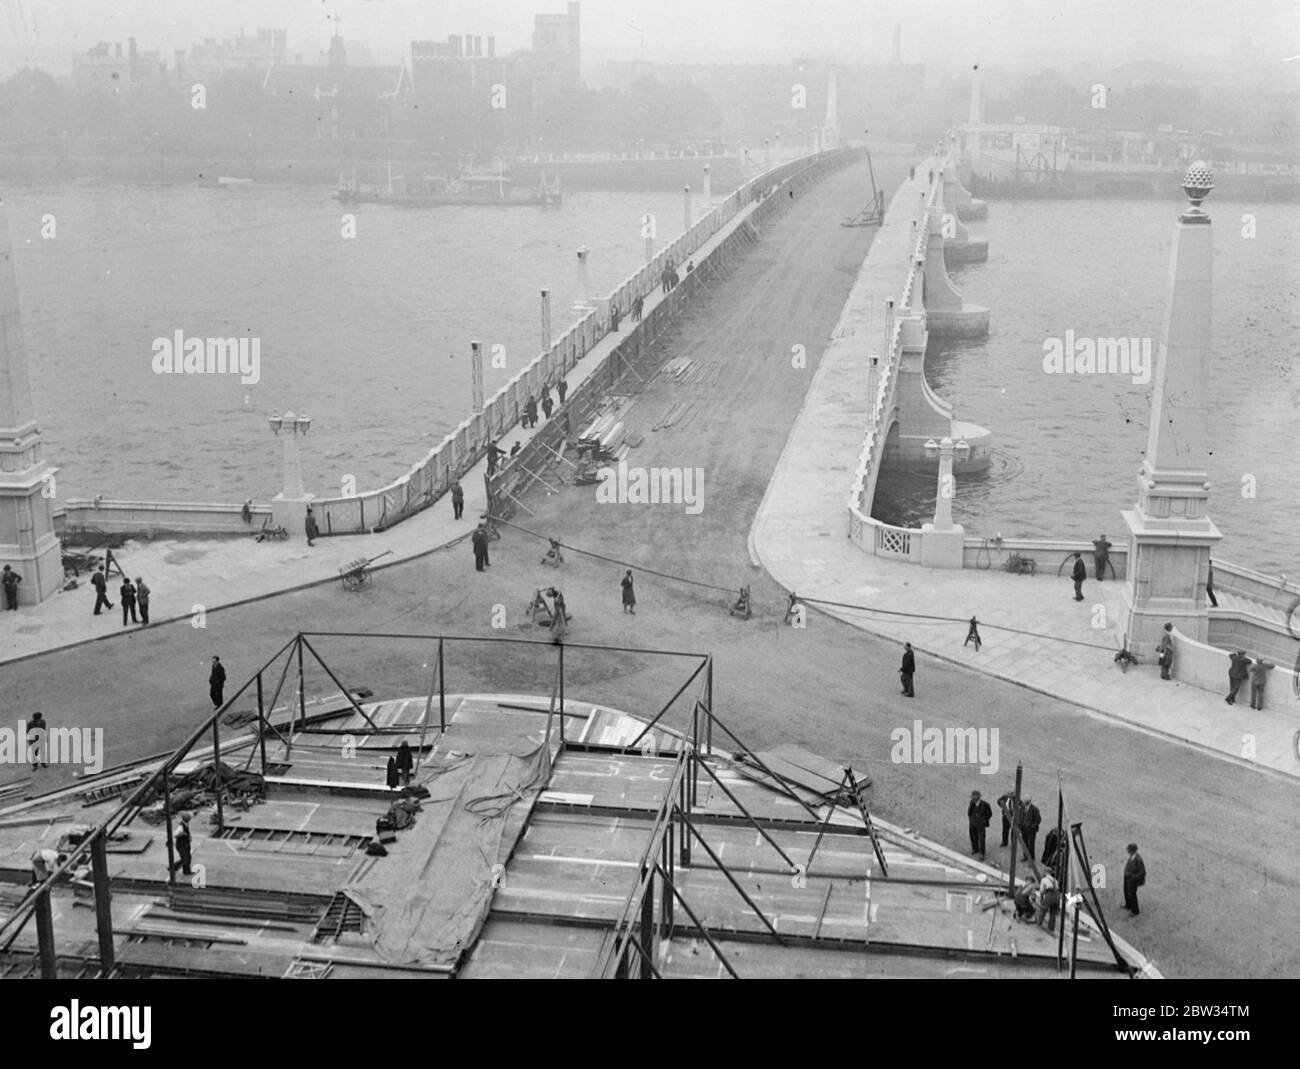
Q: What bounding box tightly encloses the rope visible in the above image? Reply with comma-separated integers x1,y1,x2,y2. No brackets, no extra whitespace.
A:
795,594,1117,653
486,515,736,595
484,515,1118,654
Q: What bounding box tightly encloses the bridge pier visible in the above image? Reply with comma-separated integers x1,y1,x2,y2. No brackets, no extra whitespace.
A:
921,210,988,339
943,152,987,220
939,171,988,262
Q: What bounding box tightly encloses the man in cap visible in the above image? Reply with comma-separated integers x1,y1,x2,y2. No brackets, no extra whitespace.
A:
967,790,993,861
1225,650,1251,705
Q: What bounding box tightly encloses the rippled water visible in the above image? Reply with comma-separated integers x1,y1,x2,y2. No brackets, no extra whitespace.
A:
872,198,1300,574
8,183,695,505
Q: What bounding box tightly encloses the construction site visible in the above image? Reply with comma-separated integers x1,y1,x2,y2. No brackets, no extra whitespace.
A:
0,632,1155,979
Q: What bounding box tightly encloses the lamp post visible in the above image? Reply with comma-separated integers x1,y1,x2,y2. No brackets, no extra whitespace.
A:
574,246,594,311
923,436,970,531
269,411,314,534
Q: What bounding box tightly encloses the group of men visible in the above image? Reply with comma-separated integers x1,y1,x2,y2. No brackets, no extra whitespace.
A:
1156,620,1274,708
89,565,152,626
966,789,1043,863
969,790,1149,918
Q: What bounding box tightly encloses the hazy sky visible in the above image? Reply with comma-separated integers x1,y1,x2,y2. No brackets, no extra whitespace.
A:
2,0,1298,74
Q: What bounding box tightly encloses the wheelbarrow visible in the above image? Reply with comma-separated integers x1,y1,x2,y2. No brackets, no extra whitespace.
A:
337,551,393,590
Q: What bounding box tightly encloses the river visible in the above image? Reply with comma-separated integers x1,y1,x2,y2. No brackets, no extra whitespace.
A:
8,182,696,508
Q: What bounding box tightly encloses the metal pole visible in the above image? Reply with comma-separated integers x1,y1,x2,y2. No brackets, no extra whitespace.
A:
34,888,56,978
1007,762,1023,897
162,766,176,886
705,656,713,754
558,643,565,744
683,184,691,234
296,635,307,732
471,339,484,415
438,638,446,733
90,831,115,973
256,671,267,775
211,720,225,834
639,866,655,979
541,289,552,352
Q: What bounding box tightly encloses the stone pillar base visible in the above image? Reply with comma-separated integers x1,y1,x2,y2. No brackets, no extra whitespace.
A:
920,525,965,569
1,532,63,605
943,239,988,263
271,493,316,536
926,306,989,339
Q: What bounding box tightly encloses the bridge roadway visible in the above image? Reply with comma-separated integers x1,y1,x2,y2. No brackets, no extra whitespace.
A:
2,155,1296,978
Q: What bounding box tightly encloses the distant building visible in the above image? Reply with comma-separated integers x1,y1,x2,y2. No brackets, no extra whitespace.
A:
73,38,165,91
186,29,287,82
533,2,581,86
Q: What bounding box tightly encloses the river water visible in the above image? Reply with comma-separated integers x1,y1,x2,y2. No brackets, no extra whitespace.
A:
8,183,693,507
872,197,1300,574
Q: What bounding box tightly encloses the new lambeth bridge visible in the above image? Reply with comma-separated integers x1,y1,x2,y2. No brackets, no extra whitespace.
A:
0,131,1296,979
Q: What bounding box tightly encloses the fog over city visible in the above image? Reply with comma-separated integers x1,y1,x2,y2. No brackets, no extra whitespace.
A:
3,0,1298,74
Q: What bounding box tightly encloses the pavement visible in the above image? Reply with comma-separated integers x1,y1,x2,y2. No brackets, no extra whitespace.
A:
749,168,1300,782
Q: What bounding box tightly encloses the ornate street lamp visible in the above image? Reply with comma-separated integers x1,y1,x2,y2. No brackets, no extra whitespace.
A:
924,435,970,531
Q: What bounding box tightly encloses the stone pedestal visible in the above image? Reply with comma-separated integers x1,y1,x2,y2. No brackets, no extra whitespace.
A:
920,525,965,569
271,493,317,537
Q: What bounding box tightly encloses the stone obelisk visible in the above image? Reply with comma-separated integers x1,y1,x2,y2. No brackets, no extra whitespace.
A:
0,198,61,605
1119,163,1221,655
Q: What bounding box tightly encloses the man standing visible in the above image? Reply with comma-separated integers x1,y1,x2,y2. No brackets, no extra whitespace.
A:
486,441,504,477
1070,553,1086,601
1206,558,1218,608
27,711,47,770
967,790,992,860
171,813,193,878
451,481,464,520
90,565,113,615
899,643,915,697
621,570,636,614
1092,534,1112,581
557,379,568,405
1018,796,1041,862
1225,650,1251,705
964,616,982,651
523,396,537,429
1122,843,1145,915
1156,622,1174,681
1,564,20,610
471,525,488,572
209,656,226,709
996,789,1016,848
136,578,151,626
541,394,554,421
305,507,319,547
120,577,138,626
1249,658,1275,710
